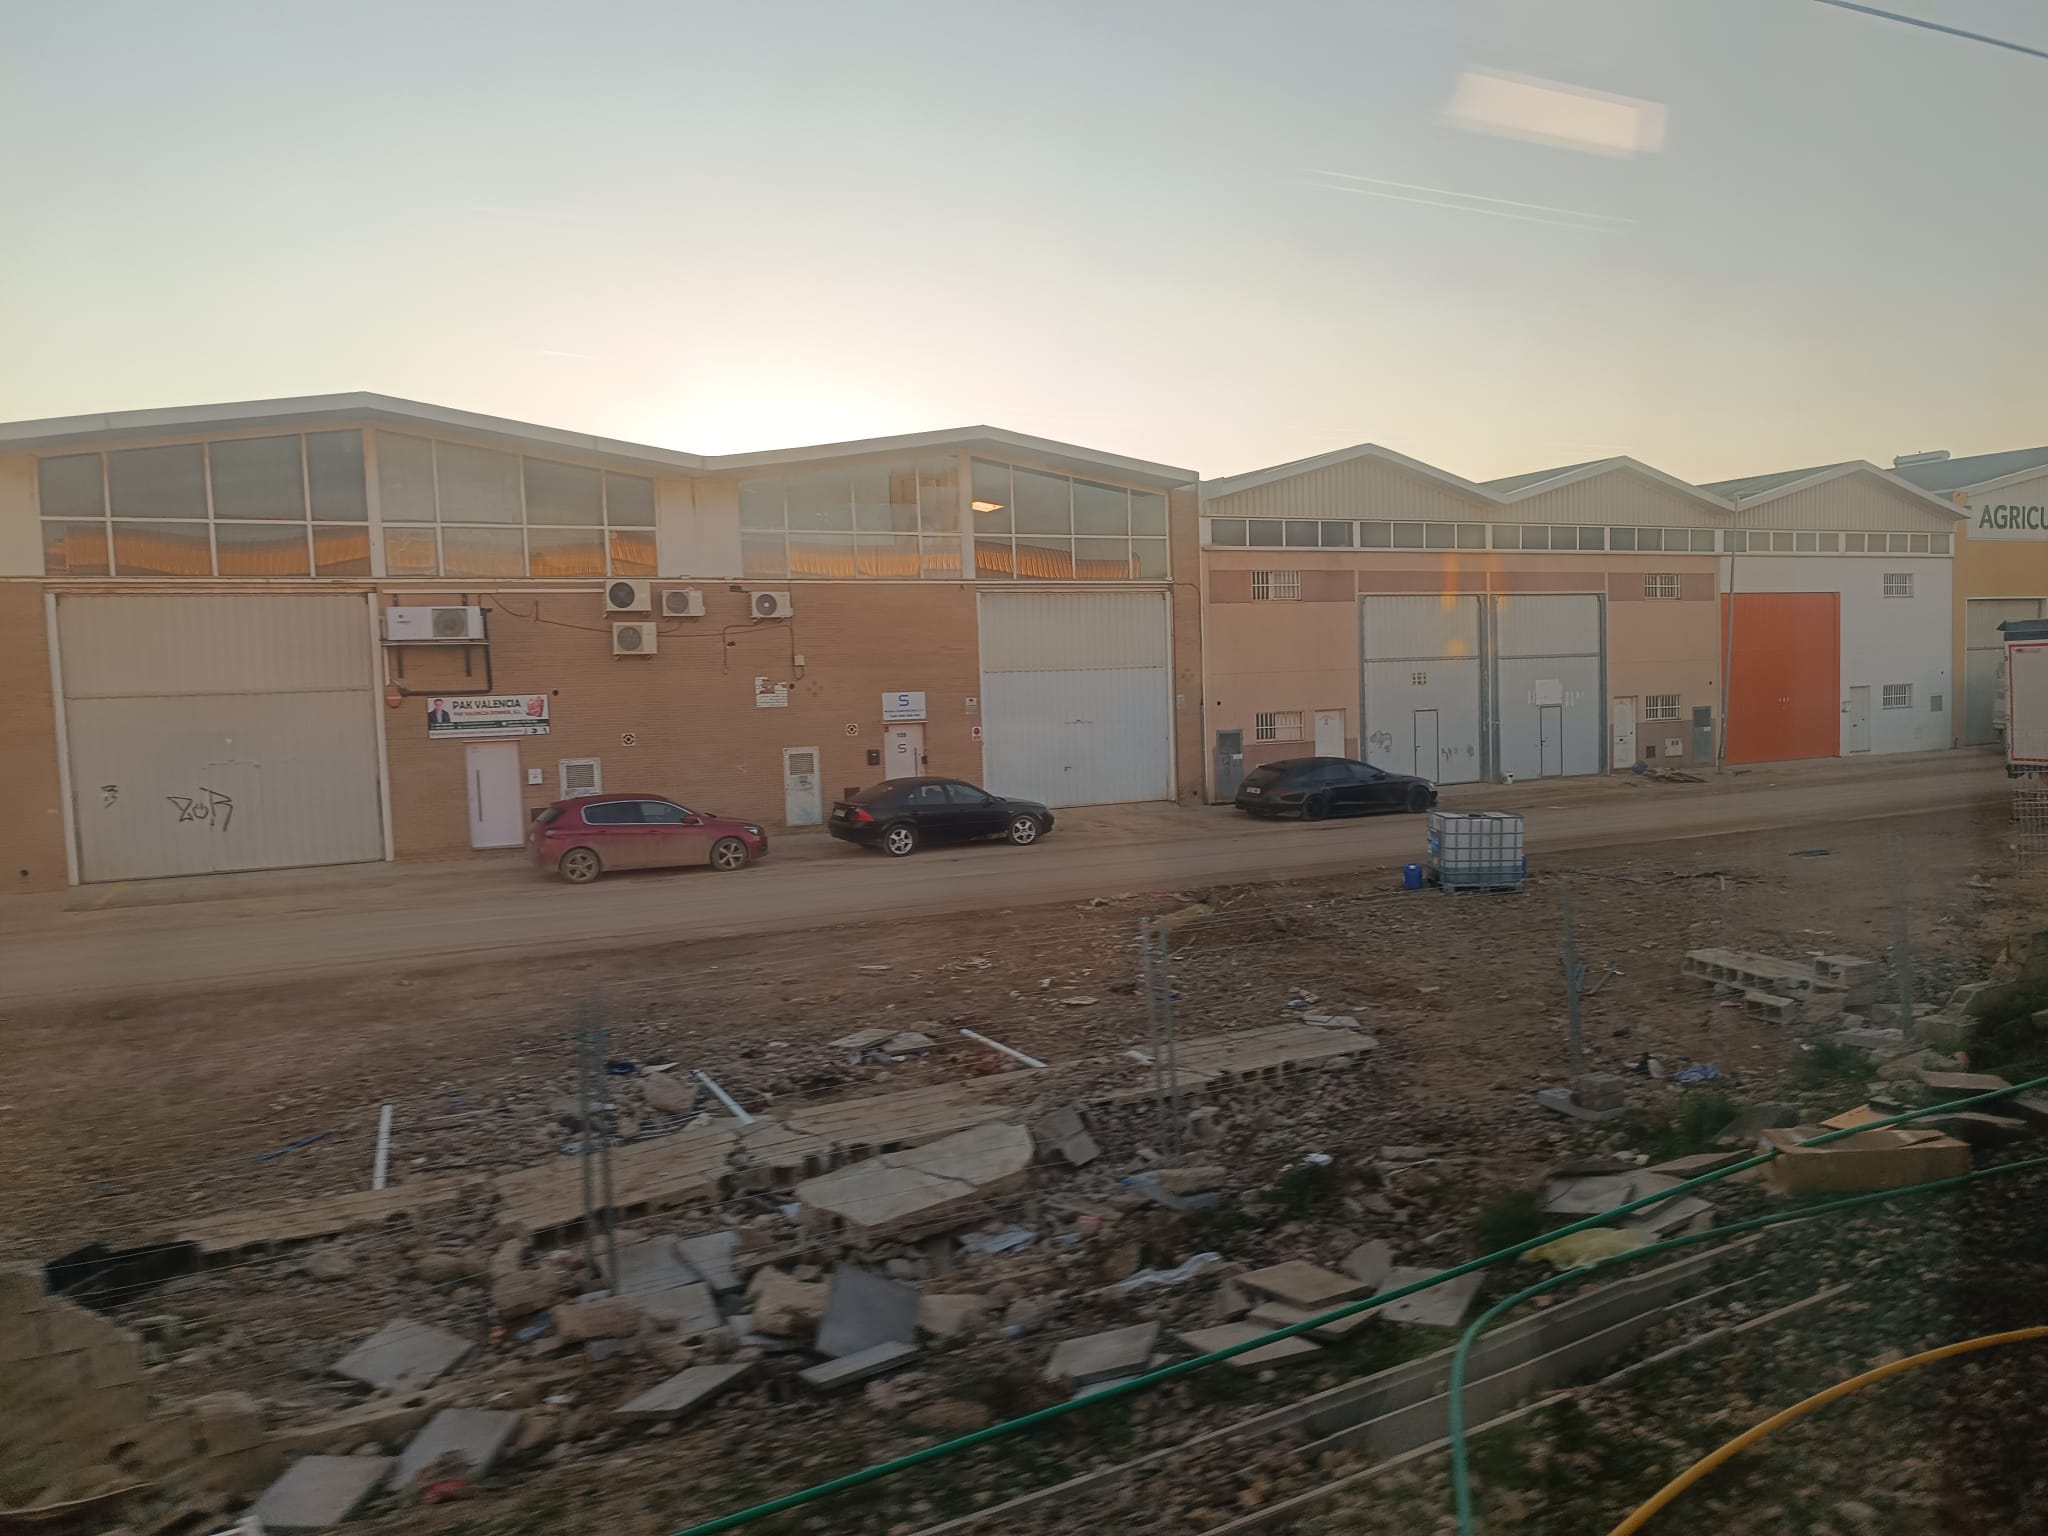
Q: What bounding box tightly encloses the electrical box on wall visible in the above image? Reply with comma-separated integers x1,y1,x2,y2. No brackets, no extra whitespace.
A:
385,605,484,642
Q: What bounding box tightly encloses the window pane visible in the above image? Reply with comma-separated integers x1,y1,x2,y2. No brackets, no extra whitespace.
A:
1132,537,1169,579
854,466,919,533
1889,533,1910,552
306,431,367,521
1843,532,1865,551
209,435,305,521
1521,525,1550,550
527,525,606,577
856,531,920,578
1013,468,1071,535
1795,530,1817,552
42,520,110,576
436,442,522,524
1492,524,1521,549
1425,522,1455,549
313,525,372,576
1075,480,1128,536
376,433,437,522
109,444,206,520
113,520,212,575
383,525,439,575
1075,536,1133,578
741,529,787,578
786,470,853,532
789,527,856,577
1931,533,1950,555
1456,523,1486,549
39,454,104,519
919,536,962,578
1910,532,1930,553
1609,526,1636,551
607,527,656,576
975,537,1013,578
441,525,526,576
1321,521,1355,548
1248,520,1283,547
1818,532,1840,552
1579,527,1607,551
1014,531,1074,579
737,479,784,529
524,458,602,526
1772,531,1796,552
1689,529,1714,552
918,458,959,532
970,461,1011,531
215,521,311,576
1636,527,1662,551
1360,522,1391,548
604,473,655,526
1285,520,1319,547
1392,522,1425,548
1130,491,1167,537
1210,518,1247,546
1721,530,1742,551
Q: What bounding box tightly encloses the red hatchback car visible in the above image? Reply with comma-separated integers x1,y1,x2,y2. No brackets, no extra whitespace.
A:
529,795,768,883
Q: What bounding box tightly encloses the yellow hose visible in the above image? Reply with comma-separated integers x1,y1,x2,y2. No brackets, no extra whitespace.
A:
1607,1326,2048,1535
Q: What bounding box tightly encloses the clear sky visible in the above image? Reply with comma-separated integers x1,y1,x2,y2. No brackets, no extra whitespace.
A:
2,1,2043,482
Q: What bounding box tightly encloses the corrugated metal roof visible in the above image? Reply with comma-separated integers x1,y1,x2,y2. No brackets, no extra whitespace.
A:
1699,462,1853,499
1482,459,1609,493
1889,446,2048,493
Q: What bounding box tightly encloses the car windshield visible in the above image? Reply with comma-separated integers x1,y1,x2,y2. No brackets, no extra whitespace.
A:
1243,764,1290,786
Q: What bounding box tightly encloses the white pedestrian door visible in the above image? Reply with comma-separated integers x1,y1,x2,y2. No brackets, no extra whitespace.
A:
1539,705,1564,777
1847,686,1872,753
1413,710,1439,780
884,723,925,779
1313,710,1345,756
466,743,525,849
783,747,822,826
1612,698,1637,768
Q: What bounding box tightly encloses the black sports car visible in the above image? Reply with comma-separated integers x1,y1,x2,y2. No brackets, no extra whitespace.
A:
828,777,1054,857
1234,756,1437,819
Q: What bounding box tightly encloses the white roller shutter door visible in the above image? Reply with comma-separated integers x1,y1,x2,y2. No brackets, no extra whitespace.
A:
978,591,1173,808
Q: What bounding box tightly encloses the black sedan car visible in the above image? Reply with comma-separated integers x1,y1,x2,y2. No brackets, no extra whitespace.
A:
1234,756,1437,819
829,777,1055,857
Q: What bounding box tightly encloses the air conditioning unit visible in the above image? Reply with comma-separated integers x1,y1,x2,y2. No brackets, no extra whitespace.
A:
384,605,485,642
661,588,705,618
752,590,794,620
612,621,657,656
605,579,652,613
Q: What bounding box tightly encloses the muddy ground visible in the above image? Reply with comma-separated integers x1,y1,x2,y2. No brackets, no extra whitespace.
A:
6,797,2047,1534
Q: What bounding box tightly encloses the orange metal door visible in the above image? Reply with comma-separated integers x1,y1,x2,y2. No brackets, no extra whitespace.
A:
1721,593,1840,764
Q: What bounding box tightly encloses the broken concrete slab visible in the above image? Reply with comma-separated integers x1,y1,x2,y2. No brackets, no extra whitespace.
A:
799,1340,921,1391
641,1072,698,1116
1247,1299,1372,1341
1238,1260,1372,1311
632,1279,723,1335
490,1270,555,1321
1544,1171,1680,1217
552,1297,640,1343
1570,1073,1628,1112
1044,1322,1160,1387
918,1292,992,1342
880,1031,936,1054
251,1455,392,1532
494,1126,736,1238
1915,1068,2014,1098
1032,1106,1100,1167
331,1318,471,1393
1534,1087,1625,1125
1373,1267,1483,1328
1177,1322,1321,1368
1152,1165,1227,1197
675,1230,743,1293
795,1121,1033,1240
608,1237,698,1295
1834,1026,1907,1051
1761,1126,1972,1194
614,1360,753,1420
386,1408,520,1492
1918,1110,2030,1147
816,1264,920,1359
745,1267,827,1338
1621,1196,1714,1236
1645,1150,1751,1179
889,1121,1033,1191
1340,1239,1393,1289
832,1027,897,1051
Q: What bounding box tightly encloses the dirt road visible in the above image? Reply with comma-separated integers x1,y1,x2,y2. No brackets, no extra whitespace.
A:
0,754,2004,1005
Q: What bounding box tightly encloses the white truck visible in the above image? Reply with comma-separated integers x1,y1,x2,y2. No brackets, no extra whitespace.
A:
2002,619,2048,775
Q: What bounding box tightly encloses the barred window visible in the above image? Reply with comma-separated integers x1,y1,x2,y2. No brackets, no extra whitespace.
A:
1645,694,1681,720
1254,711,1304,742
1251,570,1302,601
1883,572,1913,598
1644,574,1680,599
1882,684,1913,710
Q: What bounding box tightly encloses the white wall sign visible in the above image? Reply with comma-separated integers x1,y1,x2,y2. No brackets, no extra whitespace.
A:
755,676,789,709
1533,679,1564,705
425,694,549,738
882,691,927,721
1967,499,2048,541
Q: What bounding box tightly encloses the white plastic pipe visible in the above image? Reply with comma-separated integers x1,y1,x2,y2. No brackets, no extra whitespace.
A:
960,1027,1048,1070
695,1070,754,1125
371,1103,393,1191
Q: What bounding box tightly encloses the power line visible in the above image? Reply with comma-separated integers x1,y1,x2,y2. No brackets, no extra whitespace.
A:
1809,0,2048,62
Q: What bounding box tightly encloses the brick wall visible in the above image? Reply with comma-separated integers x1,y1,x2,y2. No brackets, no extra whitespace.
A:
0,583,68,894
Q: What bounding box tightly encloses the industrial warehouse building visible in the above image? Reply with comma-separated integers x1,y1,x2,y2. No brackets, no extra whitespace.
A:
1201,446,1961,794
0,395,1202,893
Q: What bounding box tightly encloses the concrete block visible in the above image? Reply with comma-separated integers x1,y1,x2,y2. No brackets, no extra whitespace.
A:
614,1360,753,1420
745,1268,827,1338
1177,1322,1321,1368
798,1340,921,1391
816,1265,920,1360
552,1297,640,1343
632,1279,723,1336
1238,1260,1371,1310
252,1455,393,1532
1571,1073,1628,1111
1247,1299,1372,1341
1915,1068,2013,1098
1341,1239,1393,1288
1621,1195,1714,1236
332,1318,471,1393
1373,1267,1482,1327
917,1292,992,1342
675,1230,743,1293
1534,1087,1625,1124
1044,1322,1160,1387
386,1408,520,1491
608,1237,698,1295
490,1271,555,1321
1032,1107,1101,1167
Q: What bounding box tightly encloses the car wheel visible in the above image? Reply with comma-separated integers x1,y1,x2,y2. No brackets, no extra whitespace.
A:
1007,814,1042,846
710,837,750,872
1303,793,1331,821
558,847,602,884
882,822,919,857
1405,784,1432,813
